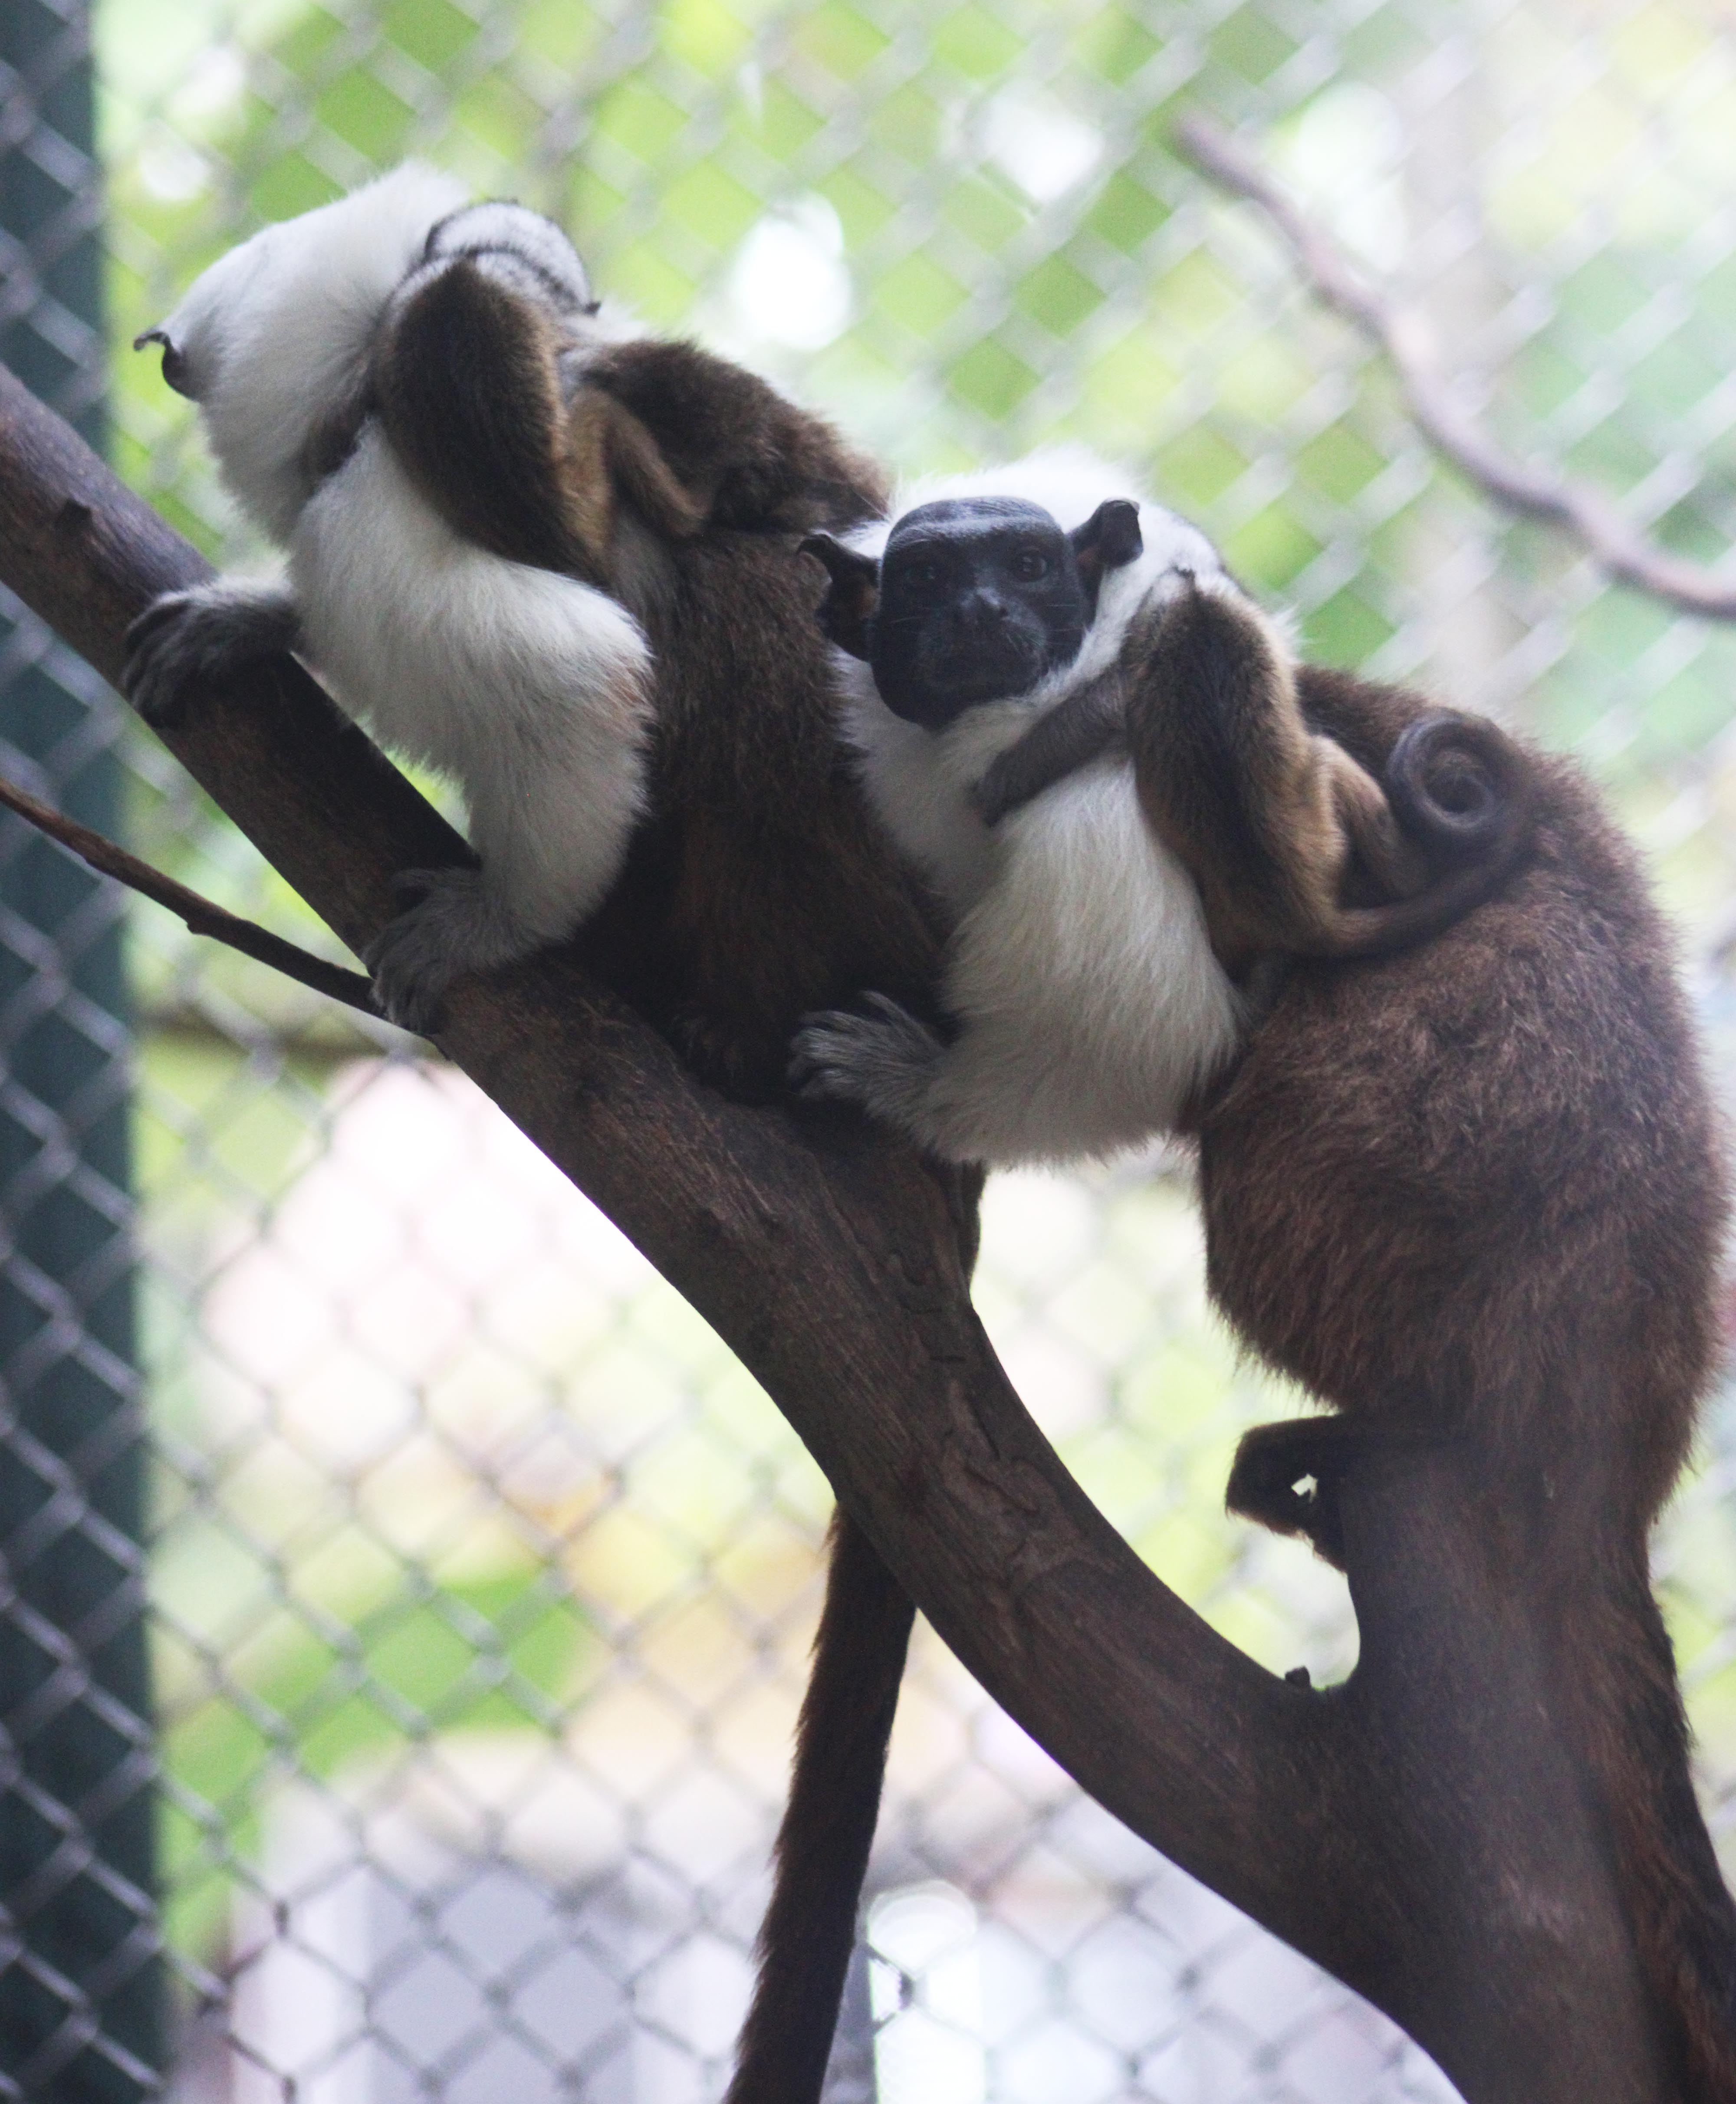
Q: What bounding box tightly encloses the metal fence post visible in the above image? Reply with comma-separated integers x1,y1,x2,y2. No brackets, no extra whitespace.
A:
0,1,160,2097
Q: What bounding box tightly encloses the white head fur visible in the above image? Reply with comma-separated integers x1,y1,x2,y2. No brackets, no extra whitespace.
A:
146,165,469,542
829,447,1251,917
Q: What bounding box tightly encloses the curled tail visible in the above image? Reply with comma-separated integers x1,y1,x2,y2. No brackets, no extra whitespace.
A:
1557,1558,1736,2103
724,1510,914,2104
1310,711,1538,961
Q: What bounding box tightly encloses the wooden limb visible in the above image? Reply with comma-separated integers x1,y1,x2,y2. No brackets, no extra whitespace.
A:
0,358,1674,2102
0,764,379,1013
1176,113,1736,621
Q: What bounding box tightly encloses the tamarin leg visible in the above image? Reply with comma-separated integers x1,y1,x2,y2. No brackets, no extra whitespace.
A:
1227,1416,1460,1573
1226,1417,1364,1571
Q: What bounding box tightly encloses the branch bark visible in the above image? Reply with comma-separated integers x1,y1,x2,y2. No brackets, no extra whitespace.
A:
0,763,378,1011
0,359,1674,2102
1176,114,1736,621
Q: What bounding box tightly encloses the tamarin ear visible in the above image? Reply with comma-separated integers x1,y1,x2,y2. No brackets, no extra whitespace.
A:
1070,499,1143,609
802,534,881,660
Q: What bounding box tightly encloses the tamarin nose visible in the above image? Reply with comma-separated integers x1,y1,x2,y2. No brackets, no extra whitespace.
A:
957,590,1009,633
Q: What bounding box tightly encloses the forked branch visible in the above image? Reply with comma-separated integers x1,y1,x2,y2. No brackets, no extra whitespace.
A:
0,358,1674,2103
1176,114,1736,621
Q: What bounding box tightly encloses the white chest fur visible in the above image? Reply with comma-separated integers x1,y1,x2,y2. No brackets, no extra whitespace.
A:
847,690,1243,1163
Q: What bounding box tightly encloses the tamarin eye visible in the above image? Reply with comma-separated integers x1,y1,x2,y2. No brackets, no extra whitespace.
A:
1013,549,1049,582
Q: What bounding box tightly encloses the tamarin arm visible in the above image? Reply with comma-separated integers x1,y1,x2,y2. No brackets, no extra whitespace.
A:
371,256,591,578
970,669,1126,826
1122,585,1324,958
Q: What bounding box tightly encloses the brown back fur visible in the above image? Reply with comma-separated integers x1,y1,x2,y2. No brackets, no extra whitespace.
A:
1202,662,1736,2101
372,272,944,1094
564,404,944,1092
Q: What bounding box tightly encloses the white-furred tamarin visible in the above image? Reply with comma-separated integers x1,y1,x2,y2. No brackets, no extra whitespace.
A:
794,452,1529,1165
126,170,953,2104
126,166,655,1033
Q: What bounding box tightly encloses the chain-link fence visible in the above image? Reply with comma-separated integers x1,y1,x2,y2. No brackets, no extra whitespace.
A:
9,0,1736,2097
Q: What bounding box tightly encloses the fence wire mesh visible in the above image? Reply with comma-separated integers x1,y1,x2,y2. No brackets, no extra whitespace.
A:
7,0,1736,2097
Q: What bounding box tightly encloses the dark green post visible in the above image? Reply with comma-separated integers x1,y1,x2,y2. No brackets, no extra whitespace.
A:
0,3,160,2098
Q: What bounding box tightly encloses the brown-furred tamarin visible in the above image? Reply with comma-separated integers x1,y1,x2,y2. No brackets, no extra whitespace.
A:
1205,656,1736,2104
799,473,1736,2101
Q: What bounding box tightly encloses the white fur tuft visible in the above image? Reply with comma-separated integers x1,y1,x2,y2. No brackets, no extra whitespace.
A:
161,164,470,540
296,430,652,947
922,760,1243,1162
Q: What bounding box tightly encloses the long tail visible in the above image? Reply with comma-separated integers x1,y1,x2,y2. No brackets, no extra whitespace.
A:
724,1509,914,2104
1555,1551,1736,2101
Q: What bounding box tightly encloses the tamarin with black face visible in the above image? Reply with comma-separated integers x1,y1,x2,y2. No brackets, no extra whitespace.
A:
802,456,1736,2104
795,457,1529,1164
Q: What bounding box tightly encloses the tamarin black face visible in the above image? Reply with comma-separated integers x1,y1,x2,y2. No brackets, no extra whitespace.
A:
805,496,1143,728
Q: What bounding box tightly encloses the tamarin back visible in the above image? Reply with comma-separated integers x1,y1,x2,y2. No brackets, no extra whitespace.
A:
1205,670,1723,1499
1207,665,1736,2104
565,383,947,1094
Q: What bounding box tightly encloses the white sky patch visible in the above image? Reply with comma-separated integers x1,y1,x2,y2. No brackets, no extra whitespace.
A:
726,194,852,350
869,1883,987,2104
168,44,247,126
981,86,1104,204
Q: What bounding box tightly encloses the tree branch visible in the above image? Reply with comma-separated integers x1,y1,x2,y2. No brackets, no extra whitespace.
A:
1175,114,1736,620
0,763,379,1012
0,358,1673,2102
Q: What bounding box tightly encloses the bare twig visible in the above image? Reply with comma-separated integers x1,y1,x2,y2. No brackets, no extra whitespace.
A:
0,764,379,1013
1175,114,1736,620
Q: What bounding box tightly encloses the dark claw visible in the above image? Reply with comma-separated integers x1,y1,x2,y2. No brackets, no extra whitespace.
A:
122,592,212,725
124,599,183,651
858,991,916,1028
787,1007,865,1101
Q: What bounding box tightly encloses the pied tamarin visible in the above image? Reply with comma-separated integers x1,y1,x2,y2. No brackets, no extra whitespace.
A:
796,458,1736,2104
795,460,1530,1159
124,168,955,2104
